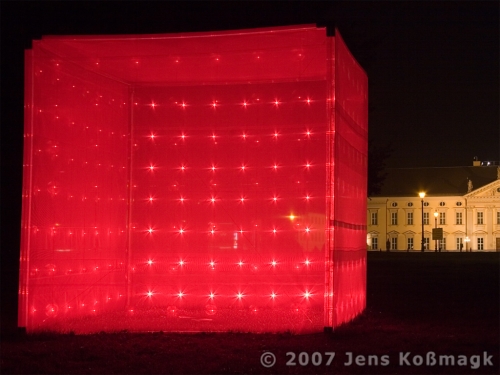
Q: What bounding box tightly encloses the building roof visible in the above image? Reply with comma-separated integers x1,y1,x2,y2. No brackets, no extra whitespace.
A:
373,166,498,197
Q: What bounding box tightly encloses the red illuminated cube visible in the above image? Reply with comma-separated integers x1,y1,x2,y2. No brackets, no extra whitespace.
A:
20,25,367,333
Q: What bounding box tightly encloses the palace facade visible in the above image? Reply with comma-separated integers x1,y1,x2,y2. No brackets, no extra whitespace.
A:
367,163,500,251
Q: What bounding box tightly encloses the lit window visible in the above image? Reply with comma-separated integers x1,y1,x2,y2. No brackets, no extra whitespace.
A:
477,237,484,250
477,212,484,225
423,237,430,250
391,237,398,250
407,238,414,250
438,238,446,251
439,212,446,225
423,212,429,225
407,212,413,225
391,212,398,225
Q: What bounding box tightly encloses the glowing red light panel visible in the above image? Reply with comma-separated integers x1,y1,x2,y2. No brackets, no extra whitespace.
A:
19,25,367,333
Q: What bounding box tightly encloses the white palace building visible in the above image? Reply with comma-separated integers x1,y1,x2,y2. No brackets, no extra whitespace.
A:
367,161,500,252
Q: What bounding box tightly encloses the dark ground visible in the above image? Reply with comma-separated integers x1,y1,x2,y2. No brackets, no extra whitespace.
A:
1,252,499,374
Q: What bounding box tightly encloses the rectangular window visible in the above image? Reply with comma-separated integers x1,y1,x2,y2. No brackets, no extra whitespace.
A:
456,237,463,251
497,211,500,225
407,212,413,225
407,237,414,250
477,237,484,250
477,212,484,225
391,212,398,225
371,237,378,250
424,237,430,250
371,212,378,226
456,212,462,225
423,212,429,225
439,212,446,225
438,238,446,251
391,237,398,250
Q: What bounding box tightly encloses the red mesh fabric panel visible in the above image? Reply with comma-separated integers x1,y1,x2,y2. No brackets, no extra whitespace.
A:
330,31,368,327
19,26,367,333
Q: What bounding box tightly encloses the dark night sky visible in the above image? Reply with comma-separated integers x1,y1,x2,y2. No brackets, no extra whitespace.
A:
0,1,499,321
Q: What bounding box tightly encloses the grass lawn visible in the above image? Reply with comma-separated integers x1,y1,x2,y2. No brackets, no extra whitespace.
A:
1,252,498,374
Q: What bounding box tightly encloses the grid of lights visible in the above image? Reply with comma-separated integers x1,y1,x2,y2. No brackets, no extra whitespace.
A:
19,25,368,334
